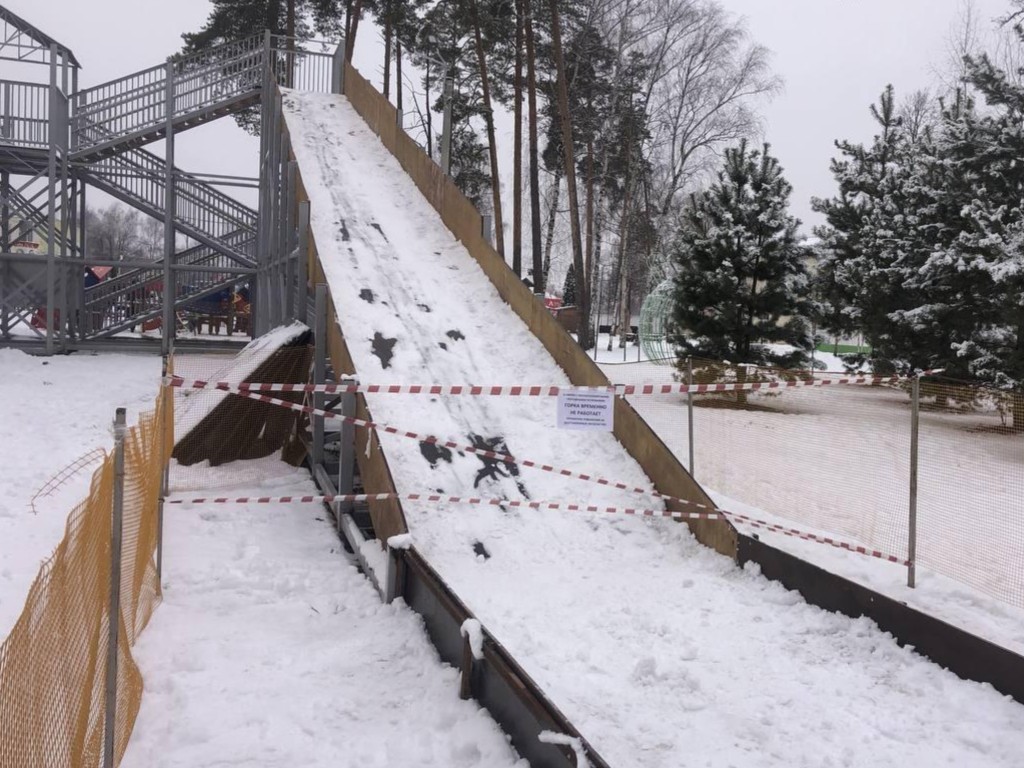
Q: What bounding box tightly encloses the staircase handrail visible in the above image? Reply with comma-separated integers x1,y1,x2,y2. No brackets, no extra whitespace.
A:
71,34,266,153
83,230,255,307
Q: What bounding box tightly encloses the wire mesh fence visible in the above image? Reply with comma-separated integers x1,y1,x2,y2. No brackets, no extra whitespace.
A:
0,390,168,767
606,356,1024,609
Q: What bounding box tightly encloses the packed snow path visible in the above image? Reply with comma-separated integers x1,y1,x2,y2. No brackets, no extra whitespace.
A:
121,459,525,768
283,91,1024,766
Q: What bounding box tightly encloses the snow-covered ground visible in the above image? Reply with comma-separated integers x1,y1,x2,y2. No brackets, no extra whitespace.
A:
122,459,525,768
599,355,1024,654
0,348,161,640
283,90,1024,766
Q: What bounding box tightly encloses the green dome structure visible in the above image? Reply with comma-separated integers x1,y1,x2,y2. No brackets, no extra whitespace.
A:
638,279,676,364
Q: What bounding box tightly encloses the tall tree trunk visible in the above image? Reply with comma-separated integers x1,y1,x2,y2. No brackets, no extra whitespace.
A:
547,0,590,348
469,0,506,258
383,2,392,100
543,171,562,290
425,59,433,158
346,0,364,62
585,138,594,288
285,0,296,88
589,202,605,309
524,0,544,292
512,0,524,277
396,40,403,115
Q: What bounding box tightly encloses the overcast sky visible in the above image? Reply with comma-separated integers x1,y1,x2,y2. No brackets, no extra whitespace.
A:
721,0,1012,230
4,0,1017,230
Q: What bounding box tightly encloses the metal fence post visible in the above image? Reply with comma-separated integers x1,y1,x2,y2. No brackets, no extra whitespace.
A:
687,357,695,478
157,357,169,581
103,408,127,768
908,376,920,588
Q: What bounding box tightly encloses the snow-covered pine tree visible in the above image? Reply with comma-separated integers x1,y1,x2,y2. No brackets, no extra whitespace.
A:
811,86,931,374
562,261,577,305
931,45,1024,428
670,140,814,374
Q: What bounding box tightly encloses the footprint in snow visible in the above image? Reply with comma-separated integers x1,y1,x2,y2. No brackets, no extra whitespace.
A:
359,289,375,304
446,329,465,342
370,222,388,242
370,332,397,369
419,441,453,468
468,434,529,498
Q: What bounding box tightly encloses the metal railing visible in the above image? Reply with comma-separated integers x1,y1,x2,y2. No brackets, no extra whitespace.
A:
80,147,257,259
270,42,336,93
0,80,50,147
71,35,266,154
83,233,252,308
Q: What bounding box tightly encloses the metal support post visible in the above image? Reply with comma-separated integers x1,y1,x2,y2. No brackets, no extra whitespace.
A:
284,161,298,320
481,214,493,247
161,59,177,356
908,376,920,588
331,38,347,94
0,169,8,339
102,408,127,768
337,376,356,527
440,76,454,176
296,201,309,322
312,284,327,468
45,45,59,354
384,546,405,604
687,357,695,477
157,356,169,581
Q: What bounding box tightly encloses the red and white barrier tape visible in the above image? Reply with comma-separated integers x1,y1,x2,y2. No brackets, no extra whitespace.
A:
164,370,943,397
164,491,906,565
229,389,718,510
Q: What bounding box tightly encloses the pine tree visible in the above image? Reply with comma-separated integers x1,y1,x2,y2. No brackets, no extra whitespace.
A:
671,140,813,372
180,0,341,132
811,86,932,374
562,262,577,305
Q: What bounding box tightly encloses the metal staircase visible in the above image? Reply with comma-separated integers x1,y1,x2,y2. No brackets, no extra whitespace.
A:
79,146,257,266
2,13,341,351
70,35,266,162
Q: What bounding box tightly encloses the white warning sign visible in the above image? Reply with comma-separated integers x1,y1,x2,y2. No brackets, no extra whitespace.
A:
557,390,615,431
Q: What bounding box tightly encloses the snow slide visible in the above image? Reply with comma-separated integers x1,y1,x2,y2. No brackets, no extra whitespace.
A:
282,90,1024,766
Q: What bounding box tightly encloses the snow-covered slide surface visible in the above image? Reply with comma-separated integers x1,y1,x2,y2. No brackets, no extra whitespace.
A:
283,91,1024,766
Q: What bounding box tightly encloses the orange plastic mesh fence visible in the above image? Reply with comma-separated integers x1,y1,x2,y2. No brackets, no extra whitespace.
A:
607,357,1024,609
0,392,169,767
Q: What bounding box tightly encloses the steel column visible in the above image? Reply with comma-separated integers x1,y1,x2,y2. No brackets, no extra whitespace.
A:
908,376,920,588
312,283,327,468
161,58,176,356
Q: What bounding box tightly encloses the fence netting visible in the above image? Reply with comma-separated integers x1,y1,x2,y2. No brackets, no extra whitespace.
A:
607,357,1024,609
0,389,168,767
